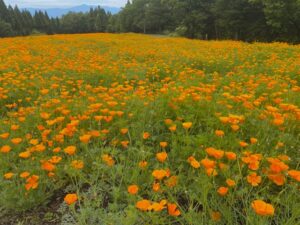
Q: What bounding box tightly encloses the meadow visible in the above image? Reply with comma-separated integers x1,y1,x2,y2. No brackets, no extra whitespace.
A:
0,33,299,225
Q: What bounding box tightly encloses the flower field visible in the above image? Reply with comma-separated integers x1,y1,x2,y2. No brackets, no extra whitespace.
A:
0,33,299,224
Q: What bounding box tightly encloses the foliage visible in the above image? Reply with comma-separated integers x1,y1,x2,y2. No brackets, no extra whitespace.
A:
0,33,299,224
0,0,300,43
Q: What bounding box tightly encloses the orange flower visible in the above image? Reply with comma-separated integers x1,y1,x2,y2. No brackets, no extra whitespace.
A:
19,151,31,158
159,142,168,148
187,156,200,168
11,125,19,130
239,141,248,147
250,138,258,144
226,179,236,187
231,124,240,131
11,138,22,145
1,145,11,153
206,167,218,176
53,147,61,153
149,200,167,212
215,130,224,137
25,175,39,190
164,119,173,125
247,173,262,186
128,185,139,195
268,158,289,173
165,176,178,188
152,169,167,180
120,128,128,134
182,122,192,129
64,146,76,155
268,173,285,186
152,182,160,192
143,132,150,139
201,158,216,169
167,203,181,216
64,193,78,205
225,152,237,160
251,200,274,216
89,130,100,137
0,132,9,139
205,147,224,159
156,152,168,163
4,172,14,179
79,134,91,144
102,154,115,166
20,171,30,178
288,170,300,182
136,199,151,211
210,211,221,221
169,125,177,132
191,159,201,168
71,160,84,169
121,140,129,148
29,139,39,145
138,160,148,169
41,161,55,172
217,187,228,196
273,118,284,126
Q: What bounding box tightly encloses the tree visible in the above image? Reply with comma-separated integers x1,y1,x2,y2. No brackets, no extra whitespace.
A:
0,20,13,37
260,0,300,42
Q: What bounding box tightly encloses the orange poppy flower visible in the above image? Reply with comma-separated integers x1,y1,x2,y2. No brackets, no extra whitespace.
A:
152,182,160,192
79,134,92,144
136,199,151,211
102,154,115,166
215,130,224,137
25,175,39,190
127,185,139,195
0,133,10,139
120,128,128,134
210,211,221,221
182,122,192,129
167,203,181,216
41,161,55,172
143,132,150,139
217,187,228,196
149,200,167,212
71,160,84,169
159,142,168,148
251,200,274,216
19,151,31,158
152,169,167,180
250,138,258,144
64,146,76,155
156,152,168,163
226,179,236,187
1,145,11,153
169,125,177,132
64,193,78,205
288,170,300,182
247,173,262,186
11,138,22,145
4,172,14,179
138,160,148,169
225,152,237,160
239,141,248,147
268,173,285,186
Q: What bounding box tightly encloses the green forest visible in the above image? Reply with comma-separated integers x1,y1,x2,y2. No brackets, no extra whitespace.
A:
0,0,300,43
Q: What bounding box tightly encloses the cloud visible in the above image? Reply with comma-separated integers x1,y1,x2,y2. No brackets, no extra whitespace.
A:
4,0,127,8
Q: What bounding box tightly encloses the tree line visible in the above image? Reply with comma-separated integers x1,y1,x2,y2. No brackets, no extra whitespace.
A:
0,0,299,43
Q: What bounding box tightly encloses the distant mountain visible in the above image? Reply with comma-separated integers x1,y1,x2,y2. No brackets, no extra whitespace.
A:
23,4,120,18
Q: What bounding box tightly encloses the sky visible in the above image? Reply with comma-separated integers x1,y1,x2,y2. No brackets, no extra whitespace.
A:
4,0,127,8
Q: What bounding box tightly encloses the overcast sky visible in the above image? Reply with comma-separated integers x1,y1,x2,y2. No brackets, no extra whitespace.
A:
4,0,127,8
